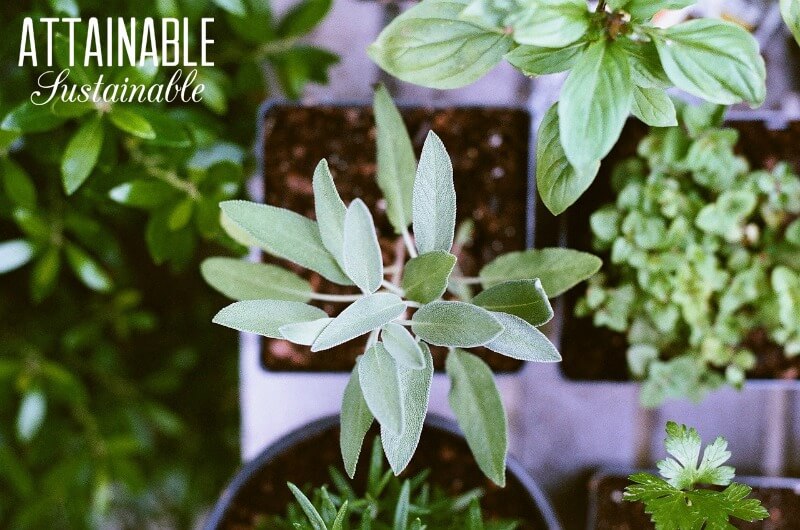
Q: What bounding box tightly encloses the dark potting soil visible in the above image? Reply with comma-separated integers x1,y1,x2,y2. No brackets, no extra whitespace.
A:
590,474,800,529
260,104,531,372
535,119,800,382
215,424,547,530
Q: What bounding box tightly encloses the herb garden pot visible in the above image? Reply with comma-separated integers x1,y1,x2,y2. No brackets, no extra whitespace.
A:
587,468,800,529
204,414,561,530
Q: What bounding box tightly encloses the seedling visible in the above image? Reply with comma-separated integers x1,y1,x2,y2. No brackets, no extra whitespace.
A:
202,86,601,485
369,0,767,215
625,421,768,529
577,104,800,406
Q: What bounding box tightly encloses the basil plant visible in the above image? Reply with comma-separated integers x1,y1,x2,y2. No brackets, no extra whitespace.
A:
577,104,800,406
783,0,800,46
202,87,600,486
369,0,767,216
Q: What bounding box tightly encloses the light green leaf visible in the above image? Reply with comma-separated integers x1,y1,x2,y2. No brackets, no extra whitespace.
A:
213,300,327,338
313,159,347,265
0,239,35,274
1,101,66,133
332,501,348,530
401,250,457,304
1,158,37,209
288,483,328,530
505,42,585,76
31,247,60,302
340,366,374,478
652,19,766,106
374,85,417,234
359,343,405,434
16,390,46,442
381,343,433,474
343,199,383,293
220,200,351,285
413,132,456,254
560,40,633,170
64,244,112,292
168,199,193,231
485,312,561,362
277,0,332,38
631,87,678,127
512,0,590,48
368,0,513,89
381,322,425,369
212,0,246,15
622,39,671,89
312,293,405,351
412,301,503,348
201,257,313,302
782,0,800,46
472,279,553,326
108,106,156,139
480,248,602,297
536,104,600,215
278,318,332,345
109,180,178,208
394,481,411,530
623,0,694,21
446,349,507,486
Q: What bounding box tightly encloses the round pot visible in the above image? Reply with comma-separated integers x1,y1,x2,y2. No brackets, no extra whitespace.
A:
205,414,561,529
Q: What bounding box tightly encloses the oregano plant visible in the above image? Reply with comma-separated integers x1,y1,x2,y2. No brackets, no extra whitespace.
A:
368,0,767,215
202,86,601,486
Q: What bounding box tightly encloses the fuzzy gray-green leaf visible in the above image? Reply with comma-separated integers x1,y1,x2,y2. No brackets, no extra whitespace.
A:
401,250,457,304
279,318,332,345
472,279,553,326
485,312,561,362
313,159,347,265
201,257,312,302
312,293,405,351
213,300,327,338
381,322,425,369
359,343,405,434
413,132,456,254
341,366,374,478
411,301,503,348
343,199,383,293
446,348,507,486
220,201,351,285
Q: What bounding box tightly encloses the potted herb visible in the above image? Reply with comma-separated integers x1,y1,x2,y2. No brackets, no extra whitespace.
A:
204,415,560,529
202,87,600,485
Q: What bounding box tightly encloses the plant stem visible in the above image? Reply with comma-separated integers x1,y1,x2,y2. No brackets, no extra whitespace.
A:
404,300,421,308
449,276,485,285
401,228,418,259
395,320,414,326
596,0,607,13
381,280,405,297
308,292,362,302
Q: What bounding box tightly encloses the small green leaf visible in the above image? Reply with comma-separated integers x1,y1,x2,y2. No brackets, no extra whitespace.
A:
343,199,383,294
359,343,405,434
278,0,332,37
212,0,246,15
31,247,61,302
536,104,600,216
1,158,37,209
213,300,327,338
108,106,156,139
472,279,553,326
485,312,561,362
623,0,694,21
220,200,351,285
61,115,104,194
288,483,328,530
201,257,313,302
1,101,66,133
505,42,585,76
402,250,457,304
631,87,678,127
16,390,46,442
381,322,425,369
413,132,456,254
512,0,590,48
480,248,602,297
64,244,112,292
108,180,178,208
331,501,349,530
393,481,411,530
374,84,417,234
412,301,503,348
446,349,507,486
340,366,374,478
313,159,347,265
312,293,405,351
168,199,194,231
279,318,332,345
0,239,34,274
622,40,670,89
782,0,800,46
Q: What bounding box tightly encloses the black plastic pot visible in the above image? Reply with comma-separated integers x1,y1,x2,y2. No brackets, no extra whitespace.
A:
204,414,561,530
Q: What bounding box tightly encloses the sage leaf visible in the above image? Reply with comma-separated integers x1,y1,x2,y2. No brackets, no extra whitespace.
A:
313,159,347,265
512,0,590,48
472,279,553,326
312,293,405,351
505,42,585,76
213,300,327,338
201,257,313,302
288,483,327,530
401,250,457,304
279,318,332,345
358,343,405,434
631,87,678,128
536,104,600,215
62,114,104,195
381,322,425,369
411,301,503,348
652,19,766,106
560,40,633,171
782,0,800,46
0,239,34,274
64,244,112,292
381,343,433,474
374,85,417,234
341,366,374,478
485,312,561,362
368,0,513,89
446,349,507,486
220,200,351,285
413,132,456,254
343,199,383,293
480,248,602,297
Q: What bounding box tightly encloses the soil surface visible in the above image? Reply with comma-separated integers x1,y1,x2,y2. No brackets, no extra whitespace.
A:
537,119,800,382
260,104,531,372
215,423,549,529
590,474,800,529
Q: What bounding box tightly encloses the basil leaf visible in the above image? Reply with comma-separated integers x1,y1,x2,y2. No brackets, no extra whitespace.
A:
358,343,405,434
340,366,374,478
560,40,633,171
401,250,457,304
411,301,503,347
623,0,694,21
621,40,671,89
312,293,405,351
485,312,561,362
201,257,313,301
62,115,104,195
631,87,678,128
369,0,513,89
505,42,585,76
512,0,590,48
472,279,553,326
343,199,383,294
381,322,426,369
213,300,328,338
313,159,347,265
413,132,456,254
782,0,800,46
446,348,507,486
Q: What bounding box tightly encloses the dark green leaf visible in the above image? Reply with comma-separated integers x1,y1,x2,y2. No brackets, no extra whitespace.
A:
472,279,553,326
278,0,332,38
62,114,104,194
1,101,66,133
